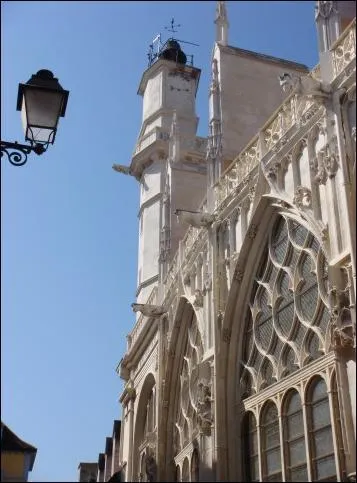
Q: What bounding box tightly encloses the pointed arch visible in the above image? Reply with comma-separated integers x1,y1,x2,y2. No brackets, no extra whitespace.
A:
133,372,157,482
159,298,206,481
218,195,334,480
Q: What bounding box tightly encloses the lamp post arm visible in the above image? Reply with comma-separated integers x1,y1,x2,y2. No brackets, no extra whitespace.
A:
1,140,47,166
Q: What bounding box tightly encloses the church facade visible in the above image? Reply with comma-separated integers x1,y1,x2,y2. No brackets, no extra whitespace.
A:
114,2,356,482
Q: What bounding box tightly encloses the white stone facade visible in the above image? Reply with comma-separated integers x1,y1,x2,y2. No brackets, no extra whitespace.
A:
116,2,356,482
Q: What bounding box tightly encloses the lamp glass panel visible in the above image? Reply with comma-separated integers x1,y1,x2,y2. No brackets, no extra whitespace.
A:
21,89,63,143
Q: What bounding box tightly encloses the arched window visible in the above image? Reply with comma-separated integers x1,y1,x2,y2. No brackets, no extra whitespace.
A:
237,216,345,482
173,307,204,463
261,402,282,482
182,458,189,482
283,390,307,481
175,464,181,483
243,412,259,482
308,377,337,482
191,449,199,482
240,216,330,397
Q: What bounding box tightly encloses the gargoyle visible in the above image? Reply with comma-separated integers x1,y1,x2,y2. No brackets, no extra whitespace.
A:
278,72,331,103
174,209,215,228
112,164,131,175
131,303,167,318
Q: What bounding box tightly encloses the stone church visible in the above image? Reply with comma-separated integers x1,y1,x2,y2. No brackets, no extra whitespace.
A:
80,1,356,481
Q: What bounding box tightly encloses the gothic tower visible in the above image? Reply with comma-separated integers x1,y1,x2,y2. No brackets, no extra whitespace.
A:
128,37,207,304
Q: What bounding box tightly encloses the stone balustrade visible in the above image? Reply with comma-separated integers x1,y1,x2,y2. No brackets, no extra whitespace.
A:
133,127,170,156
331,19,356,79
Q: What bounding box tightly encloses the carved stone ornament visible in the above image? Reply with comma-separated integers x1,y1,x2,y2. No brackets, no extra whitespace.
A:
193,289,204,308
330,306,355,350
293,186,312,209
183,273,191,286
248,185,256,202
328,285,355,350
352,127,356,143
222,327,231,343
320,137,339,179
299,105,320,125
233,266,244,283
321,225,329,242
272,136,288,154
265,163,279,181
248,224,258,239
315,1,338,19
196,382,213,435
311,153,327,185
203,272,212,294
125,380,136,401
324,150,339,178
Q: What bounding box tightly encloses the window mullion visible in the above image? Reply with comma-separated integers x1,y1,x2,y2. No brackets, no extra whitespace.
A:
301,386,313,482
278,409,286,482
327,387,342,481
257,422,263,482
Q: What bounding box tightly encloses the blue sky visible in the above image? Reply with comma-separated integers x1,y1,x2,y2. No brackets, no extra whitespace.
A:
1,2,318,481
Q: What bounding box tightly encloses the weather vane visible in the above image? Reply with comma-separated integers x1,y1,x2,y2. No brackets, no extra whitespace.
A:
165,18,181,34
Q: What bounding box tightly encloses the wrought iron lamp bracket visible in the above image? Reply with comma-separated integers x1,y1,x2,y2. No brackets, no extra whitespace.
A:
1,140,47,167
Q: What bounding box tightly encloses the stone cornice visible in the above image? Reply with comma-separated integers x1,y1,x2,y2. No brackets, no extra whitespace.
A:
125,317,158,370
137,193,162,219
136,275,159,298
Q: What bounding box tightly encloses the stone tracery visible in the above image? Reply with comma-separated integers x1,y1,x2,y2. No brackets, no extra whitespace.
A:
174,309,209,458
240,215,334,398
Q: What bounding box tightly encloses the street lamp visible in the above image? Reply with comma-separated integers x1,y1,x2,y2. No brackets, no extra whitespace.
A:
1,69,69,166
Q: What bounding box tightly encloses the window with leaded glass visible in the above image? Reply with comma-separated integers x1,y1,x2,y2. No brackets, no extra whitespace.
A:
240,216,331,397
243,412,259,482
261,402,282,482
308,378,337,482
191,449,199,482
283,390,308,481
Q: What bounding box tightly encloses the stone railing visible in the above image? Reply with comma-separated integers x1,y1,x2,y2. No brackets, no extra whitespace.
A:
331,18,356,79
163,251,180,297
127,286,158,351
213,69,321,211
214,136,260,209
133,127,170,156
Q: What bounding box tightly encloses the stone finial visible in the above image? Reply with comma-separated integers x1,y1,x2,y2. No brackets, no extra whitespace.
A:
215,1,229,46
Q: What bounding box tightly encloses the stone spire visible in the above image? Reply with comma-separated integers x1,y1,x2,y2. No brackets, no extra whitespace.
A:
215,1,229,46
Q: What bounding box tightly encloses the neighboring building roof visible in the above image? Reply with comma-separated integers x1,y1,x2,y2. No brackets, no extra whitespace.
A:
1,422,37,470
219,43,309,72
112,420,121,439
98,453,105,471
105,437,113,455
